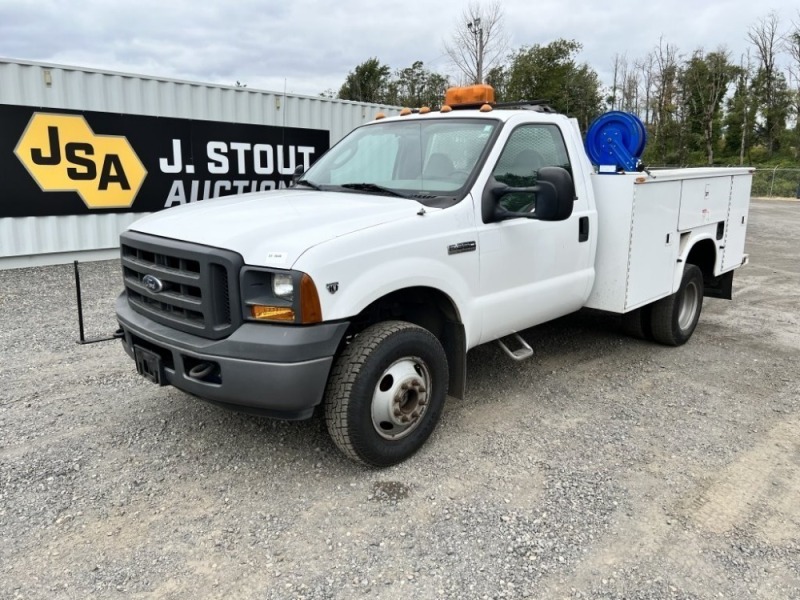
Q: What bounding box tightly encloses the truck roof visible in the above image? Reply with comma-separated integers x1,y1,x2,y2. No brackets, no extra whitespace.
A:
374,108,570,125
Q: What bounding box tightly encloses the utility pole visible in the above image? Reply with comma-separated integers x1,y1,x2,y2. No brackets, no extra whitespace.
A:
468,18,484,83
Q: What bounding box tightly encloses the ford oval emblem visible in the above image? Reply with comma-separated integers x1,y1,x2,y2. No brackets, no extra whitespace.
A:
142,274,164,293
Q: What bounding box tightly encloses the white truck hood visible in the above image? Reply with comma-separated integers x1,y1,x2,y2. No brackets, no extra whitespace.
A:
128,189,426,268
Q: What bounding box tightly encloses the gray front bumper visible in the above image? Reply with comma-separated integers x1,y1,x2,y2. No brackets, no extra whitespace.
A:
116,293,349,420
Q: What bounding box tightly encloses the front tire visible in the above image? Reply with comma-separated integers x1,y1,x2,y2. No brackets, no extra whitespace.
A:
650,264,704,346
324,321,449,467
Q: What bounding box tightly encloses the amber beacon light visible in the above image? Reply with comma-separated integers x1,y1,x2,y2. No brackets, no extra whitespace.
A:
444,85,496,108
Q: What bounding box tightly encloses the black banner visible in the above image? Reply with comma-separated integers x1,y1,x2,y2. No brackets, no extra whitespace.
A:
0,103,330,218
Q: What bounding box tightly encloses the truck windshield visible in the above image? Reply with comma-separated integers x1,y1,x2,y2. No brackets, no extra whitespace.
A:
299,118,498,199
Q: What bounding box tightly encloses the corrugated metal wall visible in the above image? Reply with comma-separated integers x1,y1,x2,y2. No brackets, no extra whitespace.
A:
0,58,400,268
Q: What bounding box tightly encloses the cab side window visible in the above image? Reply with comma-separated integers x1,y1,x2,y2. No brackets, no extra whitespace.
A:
492,125,571,213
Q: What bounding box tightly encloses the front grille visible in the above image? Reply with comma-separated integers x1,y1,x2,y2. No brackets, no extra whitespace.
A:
120,231,244,340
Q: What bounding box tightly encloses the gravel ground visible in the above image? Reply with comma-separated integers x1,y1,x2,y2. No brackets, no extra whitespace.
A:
1,199,798,600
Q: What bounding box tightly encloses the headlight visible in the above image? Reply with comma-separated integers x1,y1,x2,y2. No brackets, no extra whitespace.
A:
272,273,294,300
240,268,322,324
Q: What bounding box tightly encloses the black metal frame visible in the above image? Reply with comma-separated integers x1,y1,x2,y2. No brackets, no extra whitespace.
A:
74,260,122,345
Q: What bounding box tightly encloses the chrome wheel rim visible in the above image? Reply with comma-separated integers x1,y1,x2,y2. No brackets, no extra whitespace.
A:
678,280,700,331
371,357,431,440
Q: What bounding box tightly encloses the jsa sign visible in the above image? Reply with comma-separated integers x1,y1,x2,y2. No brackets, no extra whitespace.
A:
0,104,329,218
15,114,147,209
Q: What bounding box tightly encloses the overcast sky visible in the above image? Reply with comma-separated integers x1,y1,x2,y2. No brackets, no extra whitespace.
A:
1,0,798,98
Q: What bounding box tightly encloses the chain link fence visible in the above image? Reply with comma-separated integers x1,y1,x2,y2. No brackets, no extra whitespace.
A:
751,168,800,199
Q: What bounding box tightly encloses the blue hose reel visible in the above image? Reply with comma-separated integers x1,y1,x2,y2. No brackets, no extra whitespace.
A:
585,111,647,173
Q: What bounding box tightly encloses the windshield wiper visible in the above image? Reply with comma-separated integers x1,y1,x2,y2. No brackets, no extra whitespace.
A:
295,179,322,190
338,182,413,199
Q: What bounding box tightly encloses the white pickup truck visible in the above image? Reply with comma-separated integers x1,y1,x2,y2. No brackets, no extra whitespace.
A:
116,85,752,466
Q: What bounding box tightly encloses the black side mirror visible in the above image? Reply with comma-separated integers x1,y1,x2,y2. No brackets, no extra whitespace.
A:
482,166,575,223
535,166,575,221
291,164,304,186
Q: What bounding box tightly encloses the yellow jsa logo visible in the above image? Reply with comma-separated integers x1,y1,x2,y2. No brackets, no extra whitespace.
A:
15,113,147,209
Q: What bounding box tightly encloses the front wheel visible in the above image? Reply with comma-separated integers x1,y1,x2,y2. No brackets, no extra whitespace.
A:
324,321,449,467
650,264,704,346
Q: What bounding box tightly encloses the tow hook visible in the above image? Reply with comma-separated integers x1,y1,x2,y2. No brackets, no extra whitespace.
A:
188,362,218,381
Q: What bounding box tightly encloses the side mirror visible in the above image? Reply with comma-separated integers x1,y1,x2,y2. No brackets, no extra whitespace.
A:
291,164,304,186
535,166,575,221
482,166,575,223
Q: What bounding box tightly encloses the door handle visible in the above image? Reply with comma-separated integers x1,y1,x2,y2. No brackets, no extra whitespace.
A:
578,216,589,242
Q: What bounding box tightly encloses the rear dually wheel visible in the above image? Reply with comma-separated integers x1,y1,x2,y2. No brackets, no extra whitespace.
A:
650,264,704,346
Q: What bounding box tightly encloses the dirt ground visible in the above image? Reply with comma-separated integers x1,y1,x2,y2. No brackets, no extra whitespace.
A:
1,199,798,599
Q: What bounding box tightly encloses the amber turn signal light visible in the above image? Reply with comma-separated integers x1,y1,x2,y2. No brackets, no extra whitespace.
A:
251,305,295,321
299,274,322,324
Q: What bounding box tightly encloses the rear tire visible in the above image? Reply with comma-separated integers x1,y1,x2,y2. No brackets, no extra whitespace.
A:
324,321,448,467
650,265,704,346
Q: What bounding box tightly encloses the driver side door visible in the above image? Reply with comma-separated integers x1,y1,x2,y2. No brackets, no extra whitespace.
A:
476,123,592,343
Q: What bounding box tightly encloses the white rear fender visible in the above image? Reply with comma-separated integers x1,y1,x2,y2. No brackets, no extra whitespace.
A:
675,229,720,292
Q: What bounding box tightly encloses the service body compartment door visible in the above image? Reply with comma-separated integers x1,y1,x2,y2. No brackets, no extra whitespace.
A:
678,176,731,231
721,174,752,271
625,180,681,309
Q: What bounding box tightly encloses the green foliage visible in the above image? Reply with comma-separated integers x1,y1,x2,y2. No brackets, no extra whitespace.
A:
338,58,392,104
722,67,755,161
337,58,448,107
680,50,738,164
485,65,509,102
386,61,450,108
330,12,799,169
750,166,800,197
505,39,603,129
750,69,793,156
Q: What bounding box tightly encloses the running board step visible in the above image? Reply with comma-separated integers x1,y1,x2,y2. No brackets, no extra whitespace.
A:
496,333,533,361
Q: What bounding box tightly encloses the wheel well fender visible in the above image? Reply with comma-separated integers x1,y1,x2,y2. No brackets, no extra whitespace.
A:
343,286,467,400
676,235,717,292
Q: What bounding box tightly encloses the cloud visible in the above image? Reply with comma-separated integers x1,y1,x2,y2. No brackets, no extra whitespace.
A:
1,0,798,97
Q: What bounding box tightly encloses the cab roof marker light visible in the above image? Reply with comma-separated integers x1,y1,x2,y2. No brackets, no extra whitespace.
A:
440,105,452,113
399,108,412,116
479,103,493,112
375,112,386,120
419,106,431,114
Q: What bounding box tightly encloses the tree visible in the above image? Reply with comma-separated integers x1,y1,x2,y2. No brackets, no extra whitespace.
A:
338,58,391,104
748,12,785,157
609,53,626,110
444,1,509,84
636,52,656,126
649,38,683,164
723,52,756,164
485,65,509,102
784,13,800,158
387,61,449,108
505,39,602,130
750,68,793,156
681,49,738,164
